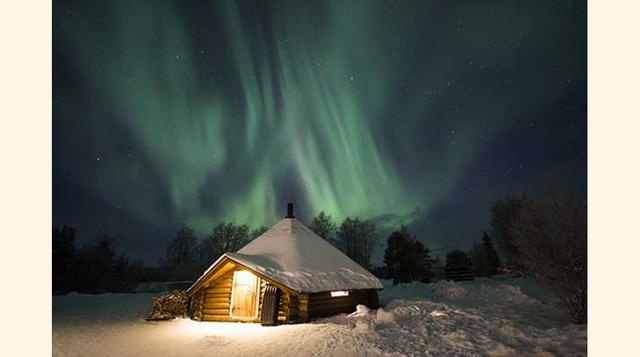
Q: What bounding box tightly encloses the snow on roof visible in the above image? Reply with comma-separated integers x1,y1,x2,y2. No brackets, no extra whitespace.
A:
190,218,383,293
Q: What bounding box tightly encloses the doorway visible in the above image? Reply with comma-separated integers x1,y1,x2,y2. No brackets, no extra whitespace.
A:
230,270,259,320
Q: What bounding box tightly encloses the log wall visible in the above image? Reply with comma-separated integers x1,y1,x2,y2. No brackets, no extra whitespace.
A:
305,289,379,320
201,270,234,322
193,261,380,324
197,266,298,324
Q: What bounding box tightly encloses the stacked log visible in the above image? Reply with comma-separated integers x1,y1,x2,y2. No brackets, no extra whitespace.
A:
146,290,189,321
191,289,204,321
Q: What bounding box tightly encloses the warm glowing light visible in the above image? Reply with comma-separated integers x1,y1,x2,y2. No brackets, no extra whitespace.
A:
234,271,257,286
330,290,349,297
230,270,260,320
174,319,267,337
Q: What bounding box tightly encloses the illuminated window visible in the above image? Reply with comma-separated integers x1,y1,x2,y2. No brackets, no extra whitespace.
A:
330,290,349,297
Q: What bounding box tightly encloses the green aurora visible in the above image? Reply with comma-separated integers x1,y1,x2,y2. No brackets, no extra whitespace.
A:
54,0,586,261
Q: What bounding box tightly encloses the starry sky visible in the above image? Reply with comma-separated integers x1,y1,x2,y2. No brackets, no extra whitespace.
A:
53,0,586,264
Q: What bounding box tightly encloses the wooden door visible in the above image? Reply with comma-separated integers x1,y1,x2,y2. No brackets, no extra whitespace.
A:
230,270,259,320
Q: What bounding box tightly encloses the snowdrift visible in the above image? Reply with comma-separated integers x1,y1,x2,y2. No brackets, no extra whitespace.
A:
53,278,586,356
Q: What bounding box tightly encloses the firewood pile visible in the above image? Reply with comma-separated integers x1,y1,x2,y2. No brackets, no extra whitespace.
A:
146,290,189,321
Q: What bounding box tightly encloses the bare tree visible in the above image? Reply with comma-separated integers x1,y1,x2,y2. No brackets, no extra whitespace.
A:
508,196,587,323
200,222,250,261
336,217,377,270
165,226,199,280
490,194,534,272
311,211,337,245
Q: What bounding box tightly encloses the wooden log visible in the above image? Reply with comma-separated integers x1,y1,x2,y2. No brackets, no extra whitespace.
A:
205,291,231,297
204,296,230,301
309,298,362,307
206,279,232,286
203,299,229,305
202,316,233,322
202,308,229,315
309,298,354,306
210,280,233,285
203,302,230,309
212,278,232,285
210,281,232,285
310,300,361,309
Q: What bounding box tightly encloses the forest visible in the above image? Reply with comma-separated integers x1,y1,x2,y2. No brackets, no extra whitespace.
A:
53,194,586,323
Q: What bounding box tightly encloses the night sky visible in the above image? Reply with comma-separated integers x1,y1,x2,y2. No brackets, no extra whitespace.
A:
53,0,586,264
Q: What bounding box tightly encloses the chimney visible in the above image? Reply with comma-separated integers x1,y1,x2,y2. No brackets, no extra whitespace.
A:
285,202,295,218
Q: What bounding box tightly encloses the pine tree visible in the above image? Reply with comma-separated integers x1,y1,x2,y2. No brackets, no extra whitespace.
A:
164,226,198,280
482,231,501,276
414,241,435,283
384,226,434,284
251,226,268,239
53,226,77,294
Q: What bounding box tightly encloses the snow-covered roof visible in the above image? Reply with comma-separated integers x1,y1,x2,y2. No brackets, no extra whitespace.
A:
189,218,383,293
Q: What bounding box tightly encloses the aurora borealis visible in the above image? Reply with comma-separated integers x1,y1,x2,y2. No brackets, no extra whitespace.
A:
54,0,586,263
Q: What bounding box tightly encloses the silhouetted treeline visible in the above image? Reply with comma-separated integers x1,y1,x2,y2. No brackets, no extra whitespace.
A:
469,231,501,277
53,222,266,294
53,227,151,294
54,192,586,324
444,250,473,281
161,222,265,281
310,211,378,270
309,213,438,285
384,226,435,284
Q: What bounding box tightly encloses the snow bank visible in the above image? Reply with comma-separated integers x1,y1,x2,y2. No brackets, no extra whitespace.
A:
431,279,539,304
54,278,586,356
320,278,585,356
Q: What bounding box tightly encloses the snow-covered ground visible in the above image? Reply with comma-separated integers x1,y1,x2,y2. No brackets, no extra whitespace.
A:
53,278,586,356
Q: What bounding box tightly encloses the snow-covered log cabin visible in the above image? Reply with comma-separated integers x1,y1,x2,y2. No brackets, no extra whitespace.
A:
186,203,382,325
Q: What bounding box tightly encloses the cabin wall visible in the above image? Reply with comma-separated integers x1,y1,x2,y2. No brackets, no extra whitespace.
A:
201,270,234,322
191,261,379,324
305,289,379,320
256,279,292,324
195,265,298,323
